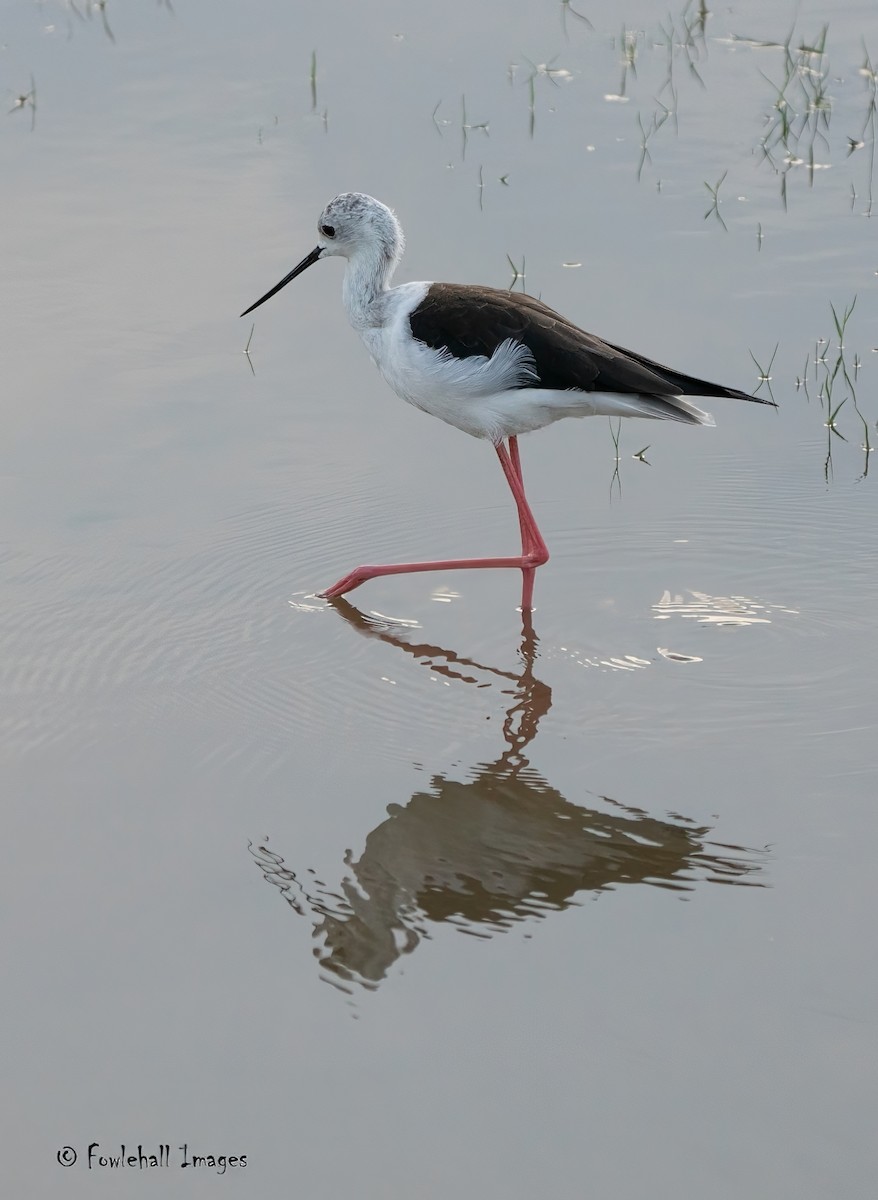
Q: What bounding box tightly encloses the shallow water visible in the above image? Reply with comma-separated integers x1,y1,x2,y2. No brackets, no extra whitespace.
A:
3,1,877,1195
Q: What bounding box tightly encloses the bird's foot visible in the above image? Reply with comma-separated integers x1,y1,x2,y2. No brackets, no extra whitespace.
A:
319,565,378,599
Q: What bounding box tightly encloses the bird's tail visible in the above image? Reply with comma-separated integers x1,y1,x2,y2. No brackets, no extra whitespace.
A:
642,394,715,426
604,339,776,407
581,391,715,426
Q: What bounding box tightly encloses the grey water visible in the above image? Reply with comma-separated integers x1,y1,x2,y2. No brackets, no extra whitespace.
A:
3,1,876,1196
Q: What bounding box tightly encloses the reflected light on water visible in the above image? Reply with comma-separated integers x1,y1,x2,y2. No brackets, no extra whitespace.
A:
652,589,799,625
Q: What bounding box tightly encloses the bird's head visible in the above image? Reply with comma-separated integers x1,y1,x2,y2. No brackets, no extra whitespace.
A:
241,192,404,317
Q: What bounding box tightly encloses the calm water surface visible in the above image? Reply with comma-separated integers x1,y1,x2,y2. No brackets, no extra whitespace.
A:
2,1,876,1196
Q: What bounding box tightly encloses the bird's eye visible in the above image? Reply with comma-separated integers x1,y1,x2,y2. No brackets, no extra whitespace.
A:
320,223,336,238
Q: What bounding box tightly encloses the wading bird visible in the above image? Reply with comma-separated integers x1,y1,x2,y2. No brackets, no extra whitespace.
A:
242,193,772,609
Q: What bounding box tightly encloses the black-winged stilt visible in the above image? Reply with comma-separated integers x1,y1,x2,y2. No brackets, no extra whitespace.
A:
242,192,773,610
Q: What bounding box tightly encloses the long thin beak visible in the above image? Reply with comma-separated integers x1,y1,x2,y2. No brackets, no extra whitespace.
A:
240,245,323,317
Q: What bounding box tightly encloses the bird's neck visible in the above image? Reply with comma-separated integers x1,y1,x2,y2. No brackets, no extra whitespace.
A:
342,247,395,330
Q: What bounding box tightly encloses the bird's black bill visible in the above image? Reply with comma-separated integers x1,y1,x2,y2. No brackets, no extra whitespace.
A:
240,245,323,317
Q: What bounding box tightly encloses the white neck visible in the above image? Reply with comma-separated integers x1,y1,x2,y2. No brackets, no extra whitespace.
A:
342,245,396,330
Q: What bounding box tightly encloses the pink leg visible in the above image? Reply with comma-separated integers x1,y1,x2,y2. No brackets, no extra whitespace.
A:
508,436,529,547
319,438,549,608
503,436,546,609
507,436,548,606
508,437,545,556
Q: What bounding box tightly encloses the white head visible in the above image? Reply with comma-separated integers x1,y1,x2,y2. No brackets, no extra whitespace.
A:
315,193,404,267
241,193,404,317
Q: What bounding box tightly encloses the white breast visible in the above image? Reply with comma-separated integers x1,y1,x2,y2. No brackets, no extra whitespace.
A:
356,283,541,441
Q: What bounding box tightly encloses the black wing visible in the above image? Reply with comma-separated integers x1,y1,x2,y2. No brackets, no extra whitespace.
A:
410,283,771,405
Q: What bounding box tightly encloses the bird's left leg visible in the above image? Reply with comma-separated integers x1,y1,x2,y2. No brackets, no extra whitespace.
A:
318,440,549,605
506,436,543,558
496,438,548,610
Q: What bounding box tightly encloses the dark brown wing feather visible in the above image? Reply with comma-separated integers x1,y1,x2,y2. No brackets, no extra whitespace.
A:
409,283,771,405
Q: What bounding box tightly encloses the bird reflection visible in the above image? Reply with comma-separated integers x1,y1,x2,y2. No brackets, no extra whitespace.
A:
250,600,765,993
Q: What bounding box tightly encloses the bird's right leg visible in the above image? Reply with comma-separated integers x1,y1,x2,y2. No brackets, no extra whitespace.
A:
318,438,549,608
497,438,548,610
